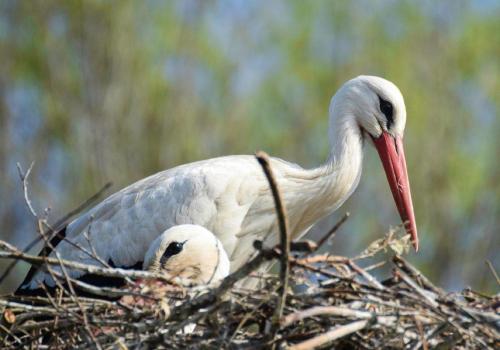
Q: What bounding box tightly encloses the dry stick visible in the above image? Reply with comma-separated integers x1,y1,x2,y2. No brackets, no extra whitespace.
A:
281,306,373,328
348,260,385,291
0,182,112,285
6,163,56,288
395,268,439,309
36,184,114,271
16,162,38,218
229,284,282,344
165,242,298,336
288,319,370,350
0,323,22,345
362,260,386,272
39,283,73,319
37,230,102,349
255,151,290,329
13,164,96,342
485,260,500,286
83,220,109,269
314,212,350,252
175,241,324,340
292,258,370,288
290,240,317,253
0,241,170,282
393,255,444,295
169,242,278,323
296,254,346,265
41,220,113,270
38,257,86,323
0,299,60,314
52,182,112,231
413,315,429,350
59,276,142,298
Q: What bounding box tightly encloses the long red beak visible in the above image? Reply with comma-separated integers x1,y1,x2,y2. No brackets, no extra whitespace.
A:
372,132,418,251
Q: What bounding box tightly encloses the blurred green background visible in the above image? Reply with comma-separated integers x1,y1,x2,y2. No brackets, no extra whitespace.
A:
0,0,498,293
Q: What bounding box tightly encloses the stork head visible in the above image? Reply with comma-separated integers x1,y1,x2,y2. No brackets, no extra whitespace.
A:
330,75,418,250
143,224,230,285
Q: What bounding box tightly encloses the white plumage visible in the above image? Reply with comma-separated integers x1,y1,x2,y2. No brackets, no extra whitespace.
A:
143,224,230,285
22,75,418,290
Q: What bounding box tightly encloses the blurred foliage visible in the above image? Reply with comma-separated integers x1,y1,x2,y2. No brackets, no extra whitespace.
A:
0,0,498,293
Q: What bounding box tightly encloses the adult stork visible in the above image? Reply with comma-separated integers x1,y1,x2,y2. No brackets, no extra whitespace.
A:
18,75,418,292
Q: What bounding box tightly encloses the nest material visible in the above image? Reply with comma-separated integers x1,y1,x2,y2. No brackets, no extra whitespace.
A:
2,157,499,349
1,230,498,350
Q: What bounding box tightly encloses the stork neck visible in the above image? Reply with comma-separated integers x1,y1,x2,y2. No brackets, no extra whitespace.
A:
287,115,364,234
325,114,364,178
322,114,363,202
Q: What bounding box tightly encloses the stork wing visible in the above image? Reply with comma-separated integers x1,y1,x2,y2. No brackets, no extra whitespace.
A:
22,155,270,289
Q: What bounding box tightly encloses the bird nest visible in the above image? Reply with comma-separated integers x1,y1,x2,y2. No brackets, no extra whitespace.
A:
1,228,498,349
1,157,499,349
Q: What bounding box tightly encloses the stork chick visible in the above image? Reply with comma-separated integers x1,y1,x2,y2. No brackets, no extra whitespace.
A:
143,224,230,286
120,225,230,321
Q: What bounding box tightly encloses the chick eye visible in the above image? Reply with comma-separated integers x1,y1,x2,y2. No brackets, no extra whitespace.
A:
378,96,394,129
161,241,185,262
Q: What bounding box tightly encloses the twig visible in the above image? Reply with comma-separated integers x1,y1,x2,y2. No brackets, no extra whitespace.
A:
169,241,277,322
229,284,282,344
0,323,22,345
282,306,373,328
52,182,112,231
2,183,497,350
288,319,370,350
34,230,100,347
0,182,112,285
314,212,350,252
255,151,290,329
0,299,60,314
0,240,171,282
14,162,99,343
413,315,429,350
82,217,114,269
393,255,444,295
16,162,38,218
296,254,346,265
348,260,385,291
290,240,317,253
485,260,500,286
396,269,439,309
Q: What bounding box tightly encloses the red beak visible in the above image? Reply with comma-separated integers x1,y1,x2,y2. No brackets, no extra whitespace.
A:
372,132,418,251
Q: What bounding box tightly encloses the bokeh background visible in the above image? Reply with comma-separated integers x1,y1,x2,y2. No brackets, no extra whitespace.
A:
0,0,498,293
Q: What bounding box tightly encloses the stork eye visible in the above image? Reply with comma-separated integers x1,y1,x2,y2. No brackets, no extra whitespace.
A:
378,96,394,129
161,241,185,262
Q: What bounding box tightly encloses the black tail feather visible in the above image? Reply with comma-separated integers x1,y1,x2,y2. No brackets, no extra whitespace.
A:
15,227,67,294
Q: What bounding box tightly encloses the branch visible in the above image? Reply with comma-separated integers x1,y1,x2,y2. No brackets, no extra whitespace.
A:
255,151,290,329
485,260,500,287
288,320,370,350
52,182,112,232
314,212,350,252
393,255,444,295
0,177,111,285
16,162,37,218
281,306,373,328
0,240,172,283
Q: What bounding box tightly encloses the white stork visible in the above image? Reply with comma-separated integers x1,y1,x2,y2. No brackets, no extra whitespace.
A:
18,75,418,291
118,225,229,331
143,224,230,285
